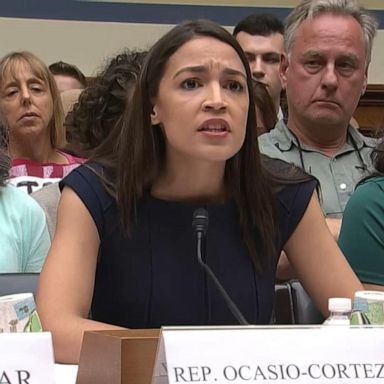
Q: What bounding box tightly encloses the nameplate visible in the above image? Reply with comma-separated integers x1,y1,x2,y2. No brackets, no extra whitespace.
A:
152,325,384,384
0,332,55,383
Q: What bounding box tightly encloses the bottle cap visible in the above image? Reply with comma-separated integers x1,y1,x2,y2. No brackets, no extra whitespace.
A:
328,297,352,312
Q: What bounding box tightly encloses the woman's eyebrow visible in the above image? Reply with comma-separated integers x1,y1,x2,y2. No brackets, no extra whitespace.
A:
174,65,246,79
173,65,207,78
3,76,43,88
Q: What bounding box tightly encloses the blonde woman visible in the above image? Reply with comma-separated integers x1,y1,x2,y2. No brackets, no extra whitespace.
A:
0,51,84,193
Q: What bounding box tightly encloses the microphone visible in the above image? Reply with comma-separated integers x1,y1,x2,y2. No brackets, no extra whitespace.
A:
192,208,249,325
192,208,209,234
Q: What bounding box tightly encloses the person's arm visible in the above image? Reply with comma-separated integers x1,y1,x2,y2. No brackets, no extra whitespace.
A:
283,192,363,316
36,187,124,364
276,218,341,282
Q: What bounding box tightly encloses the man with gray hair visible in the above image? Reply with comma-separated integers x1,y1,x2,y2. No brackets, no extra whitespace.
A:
259,0,377,242
258,0,378,280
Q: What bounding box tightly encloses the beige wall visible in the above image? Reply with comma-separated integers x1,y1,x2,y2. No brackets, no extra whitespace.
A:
0,18,172,77
0,15,383,83
371,31,384,84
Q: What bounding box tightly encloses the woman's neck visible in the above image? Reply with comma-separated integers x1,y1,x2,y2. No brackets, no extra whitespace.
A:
10,135,66,164
152,159,227,203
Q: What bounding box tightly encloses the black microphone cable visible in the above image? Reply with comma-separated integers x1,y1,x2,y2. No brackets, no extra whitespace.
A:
192,208,249,326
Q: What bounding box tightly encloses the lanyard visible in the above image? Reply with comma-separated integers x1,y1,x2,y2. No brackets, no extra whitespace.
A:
287,128,368,173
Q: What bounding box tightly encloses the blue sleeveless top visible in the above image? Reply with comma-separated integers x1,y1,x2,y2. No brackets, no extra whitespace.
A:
61,164,316,327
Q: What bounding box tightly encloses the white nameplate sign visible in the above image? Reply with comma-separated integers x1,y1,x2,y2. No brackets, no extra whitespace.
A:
152,326,384,384
0,332,55,383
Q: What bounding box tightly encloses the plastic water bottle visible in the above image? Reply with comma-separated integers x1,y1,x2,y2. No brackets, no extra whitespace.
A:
323,297,351,325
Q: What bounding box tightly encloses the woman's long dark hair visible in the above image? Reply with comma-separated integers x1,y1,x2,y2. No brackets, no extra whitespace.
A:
93,19,311,272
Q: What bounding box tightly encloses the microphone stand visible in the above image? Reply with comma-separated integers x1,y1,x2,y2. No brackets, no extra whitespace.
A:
193,208,249,326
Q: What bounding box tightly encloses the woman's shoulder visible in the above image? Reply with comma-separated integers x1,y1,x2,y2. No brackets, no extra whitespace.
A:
59,161,116,240
274,178,317,221
262,155,317,206
60,161,104,187
60,161,115,213
262,155,317,185
261,157,317,247
60,161,112,200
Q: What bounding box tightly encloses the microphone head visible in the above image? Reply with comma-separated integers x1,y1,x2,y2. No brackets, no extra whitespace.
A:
192,208,209,234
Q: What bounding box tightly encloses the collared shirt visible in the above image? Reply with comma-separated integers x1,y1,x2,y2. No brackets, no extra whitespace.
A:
258,120,377,215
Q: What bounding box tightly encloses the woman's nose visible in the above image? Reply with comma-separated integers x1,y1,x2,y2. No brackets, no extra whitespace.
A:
202,83,227,111
20,86,31,105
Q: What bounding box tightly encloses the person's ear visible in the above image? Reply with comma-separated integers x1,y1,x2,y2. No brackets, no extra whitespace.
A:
280,53,289,90
150,105,161,125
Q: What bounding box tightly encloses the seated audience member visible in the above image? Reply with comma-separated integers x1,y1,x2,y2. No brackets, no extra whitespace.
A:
339,139,384,291
253,80,277,135
0,119,50,272
65,49,146,157
0,51,84,194
32,50,146,238
37,20,363,363
233,13,284,120
48,61,87,93
260,0,378,281
258,0,377,238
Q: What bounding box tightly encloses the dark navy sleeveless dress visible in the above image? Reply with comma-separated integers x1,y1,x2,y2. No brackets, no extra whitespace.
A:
60,164,316,327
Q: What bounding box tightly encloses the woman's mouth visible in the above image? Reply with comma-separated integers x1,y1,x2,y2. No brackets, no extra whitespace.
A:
198,119,230,134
